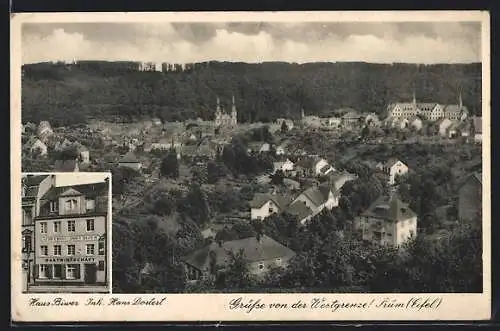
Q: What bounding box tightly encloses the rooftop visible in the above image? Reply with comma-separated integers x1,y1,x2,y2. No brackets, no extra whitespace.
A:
361,194,416,222
183,235,296,271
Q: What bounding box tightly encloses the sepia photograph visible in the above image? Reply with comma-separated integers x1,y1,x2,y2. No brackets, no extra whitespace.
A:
21,173,111,293
11,11,490,322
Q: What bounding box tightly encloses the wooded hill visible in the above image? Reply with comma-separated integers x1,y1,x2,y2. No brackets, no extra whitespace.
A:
21,61,482,126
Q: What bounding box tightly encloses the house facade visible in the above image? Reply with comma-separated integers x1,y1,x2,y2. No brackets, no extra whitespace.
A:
378,158,409,185
30,139,48,157
249,194,289,220
357,195,418,247
458,172,482,223
32,180,109,289
21,175,54,290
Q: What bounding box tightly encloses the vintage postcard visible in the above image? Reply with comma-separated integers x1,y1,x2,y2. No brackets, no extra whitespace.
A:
11,11,490,322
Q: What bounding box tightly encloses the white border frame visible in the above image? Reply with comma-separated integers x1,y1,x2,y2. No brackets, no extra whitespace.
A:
11,11,491,322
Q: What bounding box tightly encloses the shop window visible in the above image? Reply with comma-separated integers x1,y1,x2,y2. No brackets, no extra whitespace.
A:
39,265,48,279
66,264,79,280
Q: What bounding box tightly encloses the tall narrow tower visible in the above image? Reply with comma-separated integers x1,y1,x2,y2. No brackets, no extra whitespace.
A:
459,91,463,108
231,95,237,126
215,96,222,126
412,89,417,106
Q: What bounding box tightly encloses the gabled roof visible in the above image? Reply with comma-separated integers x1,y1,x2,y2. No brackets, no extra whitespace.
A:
40,181,107,202
299,186,329,207
119,151,139,163
249,193,290,209
183,235,296,271
327,171,357,192
286,200,313,221
23,175,49,197
386,158,403,168
361,194,416,222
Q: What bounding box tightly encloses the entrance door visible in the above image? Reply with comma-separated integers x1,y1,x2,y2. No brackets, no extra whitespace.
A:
84,263,97,284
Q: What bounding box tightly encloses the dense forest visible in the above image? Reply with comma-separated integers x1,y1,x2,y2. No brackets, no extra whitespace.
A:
22,61,482,126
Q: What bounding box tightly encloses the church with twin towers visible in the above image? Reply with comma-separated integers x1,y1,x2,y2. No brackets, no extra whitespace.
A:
214,95,238,129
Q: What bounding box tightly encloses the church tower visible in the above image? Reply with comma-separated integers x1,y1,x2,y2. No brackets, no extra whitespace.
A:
215,96,221,126
459,91,463,109
231,95,237,126
412,89,417,107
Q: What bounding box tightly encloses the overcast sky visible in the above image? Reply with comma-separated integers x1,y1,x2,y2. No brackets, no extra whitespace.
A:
21,22,482,64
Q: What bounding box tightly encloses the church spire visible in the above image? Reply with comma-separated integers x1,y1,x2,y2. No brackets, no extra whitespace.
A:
216,96,221,113
459,91,463,108
412,89,416,106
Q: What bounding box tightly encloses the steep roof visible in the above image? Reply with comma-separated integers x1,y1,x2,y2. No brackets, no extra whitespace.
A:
327,171,357,192
286,200,313,221
249,193,290,209
183,235,296,271
119,151,139,163
361,195,416,222
40,181,107,201
444,104,468,113
295,157,315,169
23,175,49,197
386,158,402,168
300,186,329,207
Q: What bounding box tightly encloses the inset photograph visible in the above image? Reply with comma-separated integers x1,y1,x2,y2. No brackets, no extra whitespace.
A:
21,173,111,293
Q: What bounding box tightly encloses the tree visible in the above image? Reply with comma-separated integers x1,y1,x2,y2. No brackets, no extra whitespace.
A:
270,170,285,185
280,121,289,133
160,149,179,179
217,249,253,289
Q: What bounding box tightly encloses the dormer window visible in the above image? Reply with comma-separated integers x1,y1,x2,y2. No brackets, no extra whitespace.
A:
65,199,78,211
49,201,58,213
85,198,95,211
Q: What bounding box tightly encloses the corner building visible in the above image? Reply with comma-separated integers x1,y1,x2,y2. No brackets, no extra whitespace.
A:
33,181,108,286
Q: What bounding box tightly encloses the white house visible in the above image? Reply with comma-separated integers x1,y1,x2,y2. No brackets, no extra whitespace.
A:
313,158,335,176
291,184,336,216
30,139,48,157
275,145,287,155
408,116,423,131
36,121,54,142
325,117,342,128
356,194,418,247
272,158,295,174
249,194,290,220
436,118,453,136
118,152,142,171
377,158,409,186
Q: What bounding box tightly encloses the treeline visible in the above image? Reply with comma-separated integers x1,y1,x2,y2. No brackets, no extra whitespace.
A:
22,61,482,126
